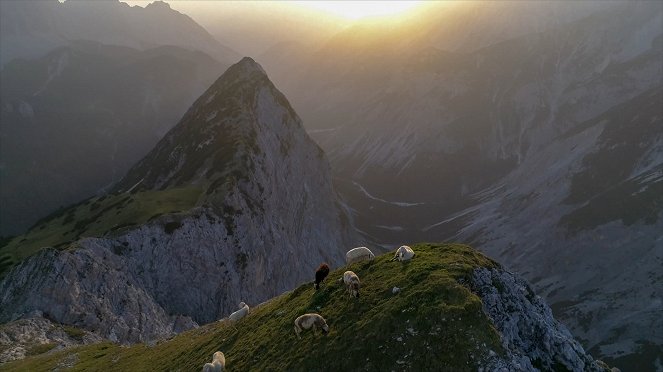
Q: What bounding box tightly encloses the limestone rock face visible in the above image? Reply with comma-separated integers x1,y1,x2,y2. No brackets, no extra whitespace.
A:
0,316,102,363
472,267,609,372
0,57,356,344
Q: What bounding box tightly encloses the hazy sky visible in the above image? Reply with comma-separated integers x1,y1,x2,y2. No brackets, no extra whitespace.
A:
121,1,425,20
289,1,424,19
119,0,430,55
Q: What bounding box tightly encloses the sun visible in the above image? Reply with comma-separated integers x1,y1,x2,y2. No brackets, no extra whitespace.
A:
292,1,423,20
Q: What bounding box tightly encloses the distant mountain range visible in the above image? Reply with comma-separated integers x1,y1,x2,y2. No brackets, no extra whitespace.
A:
0,0,243,236
0,0,239,66
170,1,347,58
0,41,227,236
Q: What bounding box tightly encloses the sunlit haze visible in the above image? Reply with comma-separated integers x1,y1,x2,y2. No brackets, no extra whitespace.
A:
292,1,423,19
122,1,424,20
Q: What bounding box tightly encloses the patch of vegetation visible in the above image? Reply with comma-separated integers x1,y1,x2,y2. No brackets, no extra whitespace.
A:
62,325,87,342
492,277,506,294
221,203,241,236
2,243,504,372
0,186,202,279
25,343,57,357
0,236,14,249
235,252,248,271
111,244,129,256
239,187,264,216
552,360,573,372
28,206,70,231
163,221,183,235
0,254,15,278
108,223,137,233
62,210,76,225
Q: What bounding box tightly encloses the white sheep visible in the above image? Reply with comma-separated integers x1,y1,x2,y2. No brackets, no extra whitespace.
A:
345,246,375,265
228,301,249,322
202,351,225,372
343,271,360,298
294,313,329,339
391,245,415,262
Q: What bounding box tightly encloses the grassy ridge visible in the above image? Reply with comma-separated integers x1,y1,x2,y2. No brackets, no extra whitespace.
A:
0,243,503,372
0,186,202,278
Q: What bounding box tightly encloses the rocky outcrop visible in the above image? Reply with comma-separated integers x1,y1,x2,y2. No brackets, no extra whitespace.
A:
0,246,198,344
472,267,610,372
0,57,357,344
0,316,101,363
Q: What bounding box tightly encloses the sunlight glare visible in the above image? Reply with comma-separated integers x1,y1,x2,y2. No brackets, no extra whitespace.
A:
292,1,423,20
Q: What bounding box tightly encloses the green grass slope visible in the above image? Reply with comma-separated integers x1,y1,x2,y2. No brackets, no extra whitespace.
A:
0,243,505,372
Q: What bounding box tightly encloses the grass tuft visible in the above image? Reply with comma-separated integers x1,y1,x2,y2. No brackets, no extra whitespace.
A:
25,343,57,357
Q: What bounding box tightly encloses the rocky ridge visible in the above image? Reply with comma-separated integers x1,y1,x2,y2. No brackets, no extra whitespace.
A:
0,243,611,371
472,268,611,371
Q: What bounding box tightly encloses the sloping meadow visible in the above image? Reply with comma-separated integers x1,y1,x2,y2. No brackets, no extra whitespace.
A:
1,243,504,371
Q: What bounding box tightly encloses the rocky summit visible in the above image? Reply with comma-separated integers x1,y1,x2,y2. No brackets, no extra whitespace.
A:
0,57,356,344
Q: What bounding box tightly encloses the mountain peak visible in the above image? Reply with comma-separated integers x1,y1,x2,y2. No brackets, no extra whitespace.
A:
0,49,356,347
113,56,300,192
195,57,269,101
237,56,263,68
223,56,267,78
145,1,172,10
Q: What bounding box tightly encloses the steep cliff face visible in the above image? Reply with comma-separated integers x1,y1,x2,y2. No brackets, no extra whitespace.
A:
0,57,356,343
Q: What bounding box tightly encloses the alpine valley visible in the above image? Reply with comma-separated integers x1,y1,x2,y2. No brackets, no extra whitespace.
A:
266,2,663,369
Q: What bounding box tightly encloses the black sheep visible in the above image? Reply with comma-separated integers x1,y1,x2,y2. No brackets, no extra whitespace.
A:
314,263,330,290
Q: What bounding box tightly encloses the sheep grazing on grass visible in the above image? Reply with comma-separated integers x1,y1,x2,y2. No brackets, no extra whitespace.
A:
314,263,330,290
392,245,415,262
343,271,361,298
202,351,225,372
228,302,249,322
294,313,329,339
346,246,375,265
